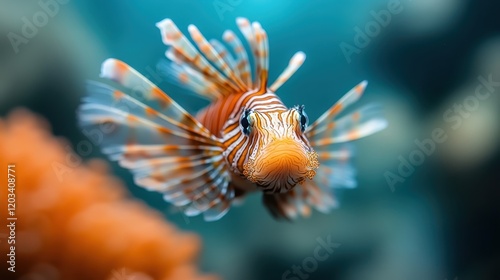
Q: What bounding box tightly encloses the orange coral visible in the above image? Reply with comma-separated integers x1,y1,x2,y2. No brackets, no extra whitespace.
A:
0,109,217,280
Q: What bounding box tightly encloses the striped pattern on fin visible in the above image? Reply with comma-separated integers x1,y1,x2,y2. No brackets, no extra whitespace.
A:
251,22,269,91
263,178,339,220
308,104,388,146
157,17,304,98
306,81,387,146
307,104,385,193
315,144,357,189
236,17,258,77
188,24,247,91
305,81,387,193
157,60,222,101
78,60,234,221
266,81,388,220
306,81,369,134
157,19,244,98
209,39,238,78
270,52,306,92
223,30,251,87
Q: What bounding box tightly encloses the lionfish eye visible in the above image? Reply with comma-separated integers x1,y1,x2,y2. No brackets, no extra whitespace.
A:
240,108,253,136
297,105,308,132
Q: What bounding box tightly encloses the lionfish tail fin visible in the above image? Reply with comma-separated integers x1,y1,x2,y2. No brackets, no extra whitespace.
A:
79,58,234,221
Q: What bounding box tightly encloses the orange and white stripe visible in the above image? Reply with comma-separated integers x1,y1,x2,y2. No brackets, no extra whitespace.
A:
78,17,387,221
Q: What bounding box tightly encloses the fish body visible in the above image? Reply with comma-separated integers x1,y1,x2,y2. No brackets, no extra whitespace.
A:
78,18,387,221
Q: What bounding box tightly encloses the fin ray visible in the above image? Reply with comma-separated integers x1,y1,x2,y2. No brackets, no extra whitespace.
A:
223,30,252,87
307,80,368,134
79,61,235,221
270,52,306,92
308,104,387,146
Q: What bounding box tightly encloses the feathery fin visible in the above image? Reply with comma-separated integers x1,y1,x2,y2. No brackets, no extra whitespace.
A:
157,19,241,96
251,22,269,92
157,17,304,97
266,82,386,220
223,30,252,87
79,59,235,221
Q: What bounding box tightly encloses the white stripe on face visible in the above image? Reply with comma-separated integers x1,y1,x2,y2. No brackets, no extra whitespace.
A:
230,108,318,192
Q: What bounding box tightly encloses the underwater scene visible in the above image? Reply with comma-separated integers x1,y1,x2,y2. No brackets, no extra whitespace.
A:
1,0,499,279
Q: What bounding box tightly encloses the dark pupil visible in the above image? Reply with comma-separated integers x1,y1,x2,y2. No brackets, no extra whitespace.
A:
300,115,307,131
299,108,308,132
241,111,251,135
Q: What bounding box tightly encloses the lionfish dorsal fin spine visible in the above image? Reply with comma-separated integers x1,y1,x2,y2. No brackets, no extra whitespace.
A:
250,21,269,92
270,51,306,92
157,19,241,96
157,17,304,99
187,24,247,92
223,30,252,88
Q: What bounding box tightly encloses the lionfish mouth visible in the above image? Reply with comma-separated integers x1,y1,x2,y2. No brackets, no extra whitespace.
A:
243,139,319,193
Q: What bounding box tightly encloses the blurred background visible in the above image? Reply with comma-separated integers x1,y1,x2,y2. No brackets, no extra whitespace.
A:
1,0,499,279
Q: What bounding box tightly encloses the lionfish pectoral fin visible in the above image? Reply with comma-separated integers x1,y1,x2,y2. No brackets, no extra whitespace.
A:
78,59,234,221
306,81,388,143
300,81,387,208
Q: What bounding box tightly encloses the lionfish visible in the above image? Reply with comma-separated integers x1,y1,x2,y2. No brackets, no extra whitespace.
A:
78,18,387,221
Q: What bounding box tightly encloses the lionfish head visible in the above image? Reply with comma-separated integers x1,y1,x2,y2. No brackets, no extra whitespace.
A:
240,105,319,193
